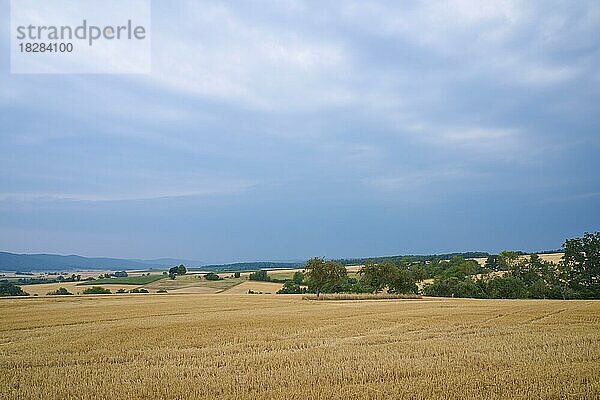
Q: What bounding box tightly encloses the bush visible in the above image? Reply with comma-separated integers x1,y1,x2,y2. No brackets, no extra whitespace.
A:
249,270,270,281
157,289,167,293
129,288,149,293
277,282,305,294
47,287,73,295
82,286,111,295
0,282,29,297
234,271,241,278
116,288,127,294
486,276,528,299
205,272,223,281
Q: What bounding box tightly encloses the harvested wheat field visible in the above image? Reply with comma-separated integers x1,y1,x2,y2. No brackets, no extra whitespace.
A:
1,295,599,400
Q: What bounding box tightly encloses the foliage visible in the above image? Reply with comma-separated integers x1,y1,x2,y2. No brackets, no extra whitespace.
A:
292,271,304,285
424,232,600,300
277,282,306,294
204,272,223,281
485,276,528,299
82,286,111,295
485,255,500,271
249,270,271,282
561,231,600,298
47,287,73,295
157,289,167,293
304,258,347,297
0,282,29,296
169,265,187,276
234,272,241,278
358,261,419,294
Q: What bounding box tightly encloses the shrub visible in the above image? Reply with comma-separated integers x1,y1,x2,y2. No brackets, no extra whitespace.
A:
129,288,149,293
116,289,127,294
82,286,111,295
234,272,241,278
157,289,167,293
205,272,223,281
47,287,73,296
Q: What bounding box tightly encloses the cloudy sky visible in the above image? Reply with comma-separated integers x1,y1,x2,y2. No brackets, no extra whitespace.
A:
1,0,599,263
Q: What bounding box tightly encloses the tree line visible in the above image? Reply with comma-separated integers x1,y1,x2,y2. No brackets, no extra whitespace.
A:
272,231,599,299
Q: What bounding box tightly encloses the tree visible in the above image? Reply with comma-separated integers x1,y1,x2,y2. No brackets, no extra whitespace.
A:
292,271,304,285
499,251,520,270
234,272,241,278
359,261,397,293
561,231,600,298
0,282,29,296
485,255,500,271
205,272,222,281
388,268,418,294
249,270,270,281
169,265,187,276
277,281,304,294
486,276,527,299
304,258,347,297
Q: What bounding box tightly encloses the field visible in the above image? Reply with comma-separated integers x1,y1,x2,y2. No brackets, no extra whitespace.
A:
1,295,598,400
77,274,166,285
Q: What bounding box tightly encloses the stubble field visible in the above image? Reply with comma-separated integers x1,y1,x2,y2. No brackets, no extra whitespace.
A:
1,295,598,399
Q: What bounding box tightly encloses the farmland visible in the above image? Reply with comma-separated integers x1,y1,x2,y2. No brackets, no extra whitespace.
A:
1,295,598,400
78,274,166,285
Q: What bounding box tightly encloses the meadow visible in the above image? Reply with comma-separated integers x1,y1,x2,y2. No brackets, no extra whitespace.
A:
1,295,598,400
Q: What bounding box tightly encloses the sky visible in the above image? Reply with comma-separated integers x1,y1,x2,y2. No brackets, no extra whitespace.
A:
1,0,599,263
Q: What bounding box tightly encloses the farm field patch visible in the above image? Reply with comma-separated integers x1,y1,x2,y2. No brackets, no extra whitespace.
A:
1,295,598,400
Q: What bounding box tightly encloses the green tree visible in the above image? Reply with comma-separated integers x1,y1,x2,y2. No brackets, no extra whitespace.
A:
388,268,418,294
234,272,241,278
169,265,187,276
292,271,304,285
0,282,29,297
486,276,527,299
277,281,304,294
305,258,347,297
249,270,270,281
47,287,73,295
359,261,397,293
561,231,600,298
499,251,520,270
205,272,222,281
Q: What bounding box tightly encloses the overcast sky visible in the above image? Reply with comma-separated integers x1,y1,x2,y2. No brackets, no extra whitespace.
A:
1,0,599,263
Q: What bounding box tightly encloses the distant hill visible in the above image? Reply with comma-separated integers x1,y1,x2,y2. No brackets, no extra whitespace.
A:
0,252,202,272
0,249,562,273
